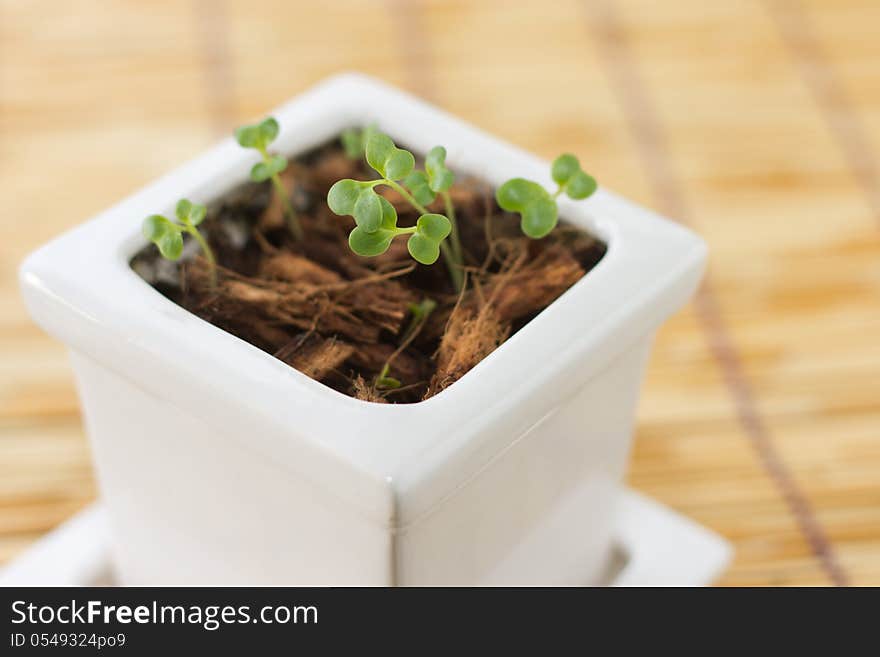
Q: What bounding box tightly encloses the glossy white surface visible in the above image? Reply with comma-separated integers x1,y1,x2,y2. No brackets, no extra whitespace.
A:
0,492,732,587
19,74,707,585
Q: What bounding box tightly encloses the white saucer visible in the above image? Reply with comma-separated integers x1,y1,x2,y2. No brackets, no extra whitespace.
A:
0,488,731,586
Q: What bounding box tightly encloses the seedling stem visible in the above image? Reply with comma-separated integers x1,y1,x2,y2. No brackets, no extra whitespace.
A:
375,298,437,391
235,117,303,241
142,199,217,286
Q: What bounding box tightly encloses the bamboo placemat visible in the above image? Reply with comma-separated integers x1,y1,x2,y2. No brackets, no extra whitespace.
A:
2,0,878,585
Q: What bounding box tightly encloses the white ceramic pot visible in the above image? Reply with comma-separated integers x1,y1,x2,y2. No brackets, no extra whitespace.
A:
20,74,706,585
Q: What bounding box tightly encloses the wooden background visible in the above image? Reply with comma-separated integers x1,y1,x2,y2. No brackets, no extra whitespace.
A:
2,0,878,586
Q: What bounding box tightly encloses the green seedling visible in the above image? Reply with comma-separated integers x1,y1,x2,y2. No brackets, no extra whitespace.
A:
403,297,438,338
375,298,437,391
496,154,597,239
235,117,303,240
404,146,462,269
340,127,364,160
142,199,217,285
327,132,461,286
340,124,391,162
340,125,377,160
374,362,401,390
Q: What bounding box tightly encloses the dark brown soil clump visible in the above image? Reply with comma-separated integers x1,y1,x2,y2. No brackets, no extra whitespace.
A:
130,138,606,403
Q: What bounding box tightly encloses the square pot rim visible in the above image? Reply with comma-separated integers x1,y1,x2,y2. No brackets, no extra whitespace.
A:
19,73,706,518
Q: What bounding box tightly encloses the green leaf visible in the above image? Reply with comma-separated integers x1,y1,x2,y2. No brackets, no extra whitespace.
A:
249,154,286,182
328,180,391,234
267,154,288,177
156,230,184,260
365,132,393,174
142,214,171,241
407,213,452,265
550,153,597,200
175,199,192,222
142,214,184,259
408,298,437,322
234,125,261,149
365,132,414,180
425,146,454,192
496,178,547,211
250,161,272,182
565,171,597,200
235,117,279,149
520,197,558,238
385,150,415,180
327,179,365,215
407,233,441,265
378,195,398,229
189,202,207,226
403,170,436,206
496,178,558,239
259,117,279,143
341,127,364,159
375,363,402,390
376,375,401,390
349,226,393,256
551,154,580,186
349,225,396,257
416,213,452,241
347,197,400,258
353,191,383,233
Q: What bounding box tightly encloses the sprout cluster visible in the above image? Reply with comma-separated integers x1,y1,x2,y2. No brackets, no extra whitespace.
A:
141,115,297,286
142,199,216,283
496,155,597,239
328,132,456,270
141,115,599,297
330,128,597,290
235,117,302,240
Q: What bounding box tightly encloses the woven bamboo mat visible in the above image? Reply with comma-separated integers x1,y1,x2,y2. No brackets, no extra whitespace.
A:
2,0,878,585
